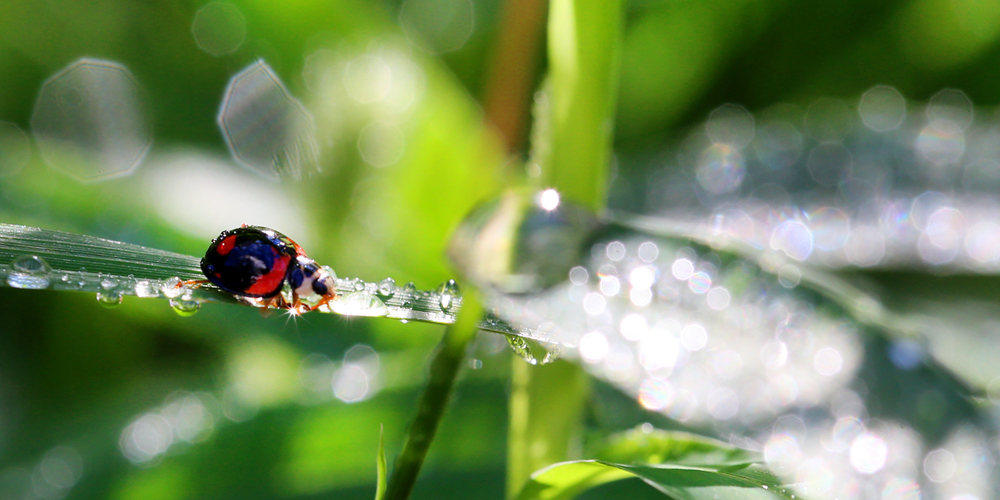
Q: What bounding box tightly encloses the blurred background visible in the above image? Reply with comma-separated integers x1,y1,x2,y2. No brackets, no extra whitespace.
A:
2,0,1000,498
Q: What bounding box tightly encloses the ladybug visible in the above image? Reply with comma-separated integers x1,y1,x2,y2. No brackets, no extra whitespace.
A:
197,226,336,313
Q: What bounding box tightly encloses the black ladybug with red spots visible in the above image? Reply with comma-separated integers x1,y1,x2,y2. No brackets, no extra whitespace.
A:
199,226,336,312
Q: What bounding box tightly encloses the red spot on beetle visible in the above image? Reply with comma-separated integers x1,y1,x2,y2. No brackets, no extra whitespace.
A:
245,254,290,296
216,235,237,255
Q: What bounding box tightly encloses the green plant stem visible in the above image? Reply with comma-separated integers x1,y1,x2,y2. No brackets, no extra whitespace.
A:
544,0,623,212
507,0,623,497
506,359,589,498
383,292,484,500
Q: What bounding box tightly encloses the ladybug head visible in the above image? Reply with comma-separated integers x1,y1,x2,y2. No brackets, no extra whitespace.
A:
288,256,336,299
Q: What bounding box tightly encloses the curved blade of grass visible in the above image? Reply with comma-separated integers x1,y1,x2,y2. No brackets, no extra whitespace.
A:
0,223,559,346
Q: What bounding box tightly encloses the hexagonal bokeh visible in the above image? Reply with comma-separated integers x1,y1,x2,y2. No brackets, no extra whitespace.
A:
218,60,319,180
30,58,151,182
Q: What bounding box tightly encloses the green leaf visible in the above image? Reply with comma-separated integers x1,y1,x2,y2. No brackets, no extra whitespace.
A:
516,429,782,500
517,460,793,500
375,424,387,500
594,428,759,468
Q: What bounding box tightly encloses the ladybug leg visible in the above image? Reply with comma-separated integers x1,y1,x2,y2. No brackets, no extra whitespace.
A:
307,293,337,313
178,279,210,289
259,294,287,310
289,292,312,316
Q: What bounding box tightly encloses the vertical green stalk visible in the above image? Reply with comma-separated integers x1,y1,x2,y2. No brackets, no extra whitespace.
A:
543,0,623,212
506,360,589,499
508,0,623,498
383,293,483,500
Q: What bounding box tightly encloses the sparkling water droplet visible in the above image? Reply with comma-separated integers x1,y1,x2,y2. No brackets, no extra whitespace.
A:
7,255,52,289
353,279,366,292
134,280,159,298
505,335,559,365
162,277,185,298
330,292,389,317
377,277,396,299
448,189,600,294
100,276,117,290
96,290,123,308
403,282,417,294
437,279,459,311
506,336,539,365
170,298,201,316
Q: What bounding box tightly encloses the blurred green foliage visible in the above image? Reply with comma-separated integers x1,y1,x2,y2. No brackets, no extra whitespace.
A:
1,0,1000,499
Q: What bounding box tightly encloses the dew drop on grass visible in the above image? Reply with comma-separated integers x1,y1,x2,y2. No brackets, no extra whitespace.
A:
7,255,52,289
438,279,459,311
161,277,184,298
96,290,123,308
377,277,396,299
506,336,538,365
505,335,560,365
170,298,200,316
330,291,388,317
403,282,417,294
134,280,159,298
448,189,600,294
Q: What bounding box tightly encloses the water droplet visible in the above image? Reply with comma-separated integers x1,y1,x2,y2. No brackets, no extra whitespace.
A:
170,298,201,317
438,279,459,311
353,279,366,292
134,280,159,298
377,277,396,299
330,292,389,317
100,277,117,290
506,336,538,365
161,277,184,298
403,282,417,294
96,290,123,308
7,255,52,289
448,189,600,294
505,335,559,365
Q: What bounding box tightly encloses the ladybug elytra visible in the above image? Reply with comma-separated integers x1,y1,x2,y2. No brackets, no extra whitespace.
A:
198,226,336,312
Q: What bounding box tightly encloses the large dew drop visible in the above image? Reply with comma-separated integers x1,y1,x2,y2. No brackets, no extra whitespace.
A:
7,255,52,289
330,292,388,317
448,189,600,295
